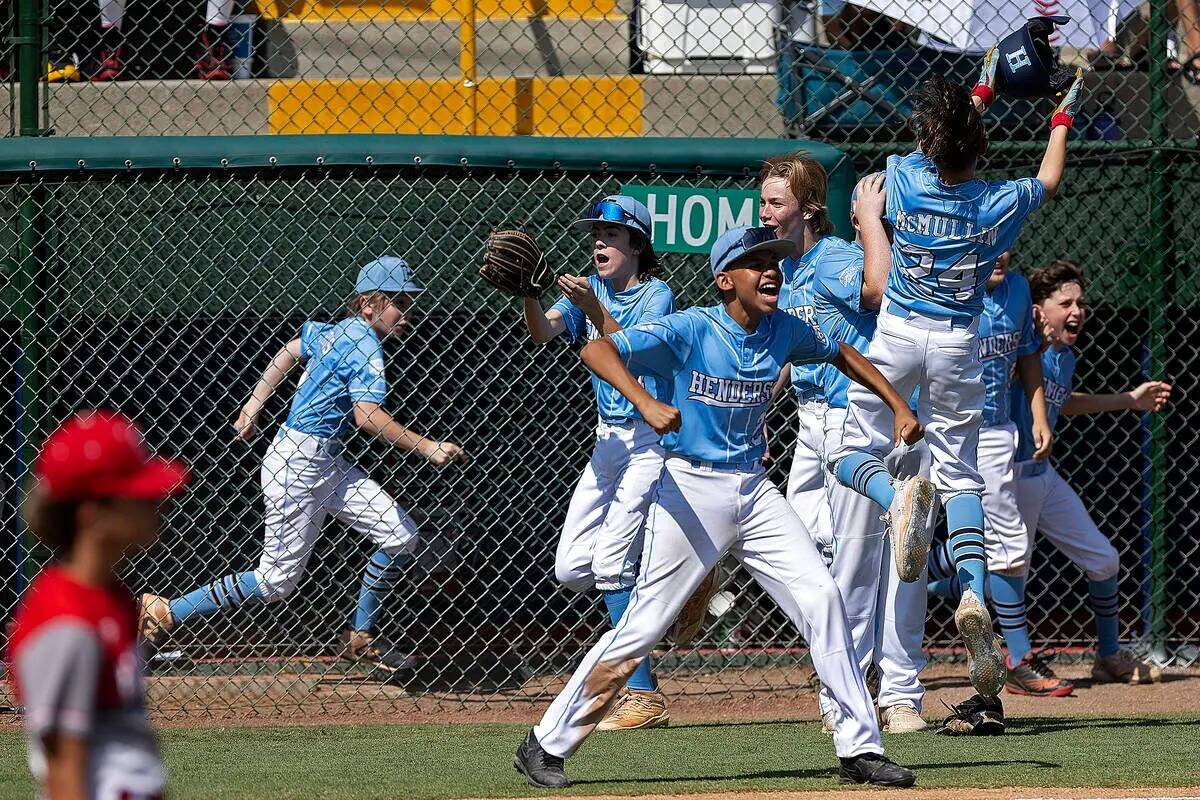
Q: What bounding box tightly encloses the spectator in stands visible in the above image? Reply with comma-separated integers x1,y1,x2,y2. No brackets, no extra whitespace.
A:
1089,0,1200,82
91,0,233,80
822,1,914,49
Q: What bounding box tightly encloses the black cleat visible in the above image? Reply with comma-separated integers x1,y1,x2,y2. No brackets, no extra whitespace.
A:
839,752,916,787
514,730,571,789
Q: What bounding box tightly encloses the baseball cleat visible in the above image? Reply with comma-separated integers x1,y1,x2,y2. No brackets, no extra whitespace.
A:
839,752,916,787
954,589,1007,697
514,730,571,789
936,692,1005,736
671,565,721,645
1006,651,1075,697
343,630,418,677
1091,649,1163,684
884,476,937,583
880,703,928,733
138,593,175,646
597,690,670,730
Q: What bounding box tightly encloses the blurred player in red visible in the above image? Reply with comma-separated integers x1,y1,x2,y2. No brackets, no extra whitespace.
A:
7,410,189,800
90,0,235,80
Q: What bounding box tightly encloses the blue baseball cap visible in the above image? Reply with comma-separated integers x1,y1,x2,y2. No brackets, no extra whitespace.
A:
573,195,653,240
355,256,424,294
710,226,796,277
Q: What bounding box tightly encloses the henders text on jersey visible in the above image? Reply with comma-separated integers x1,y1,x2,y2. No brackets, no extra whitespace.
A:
978,330,1023,361
893,210,1000,247
687,372,774,408
783,304,816,325
1044,375,1071,410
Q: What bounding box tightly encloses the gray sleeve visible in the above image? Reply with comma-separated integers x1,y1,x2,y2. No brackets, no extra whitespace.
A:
16,621,101,739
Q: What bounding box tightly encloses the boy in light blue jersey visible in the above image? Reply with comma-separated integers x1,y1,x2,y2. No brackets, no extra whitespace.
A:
814,174,934,735
522,195,677,730
828,70,1081,698
514,226,923,790
140,257,467,677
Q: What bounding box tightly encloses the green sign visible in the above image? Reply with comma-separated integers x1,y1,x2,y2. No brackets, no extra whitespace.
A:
620,185,759,254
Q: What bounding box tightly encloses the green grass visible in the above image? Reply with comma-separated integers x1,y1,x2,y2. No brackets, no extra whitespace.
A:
1,716,1197,799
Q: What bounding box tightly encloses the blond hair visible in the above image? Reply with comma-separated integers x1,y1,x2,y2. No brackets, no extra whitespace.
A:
758,152,834,237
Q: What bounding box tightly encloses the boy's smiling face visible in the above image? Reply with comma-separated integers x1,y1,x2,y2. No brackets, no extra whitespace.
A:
716,251,783,316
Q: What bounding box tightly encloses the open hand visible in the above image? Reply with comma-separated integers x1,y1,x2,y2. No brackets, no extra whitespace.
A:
854,172,886,222
1130,381,1172,413
558,274,601,316
426,440,469,467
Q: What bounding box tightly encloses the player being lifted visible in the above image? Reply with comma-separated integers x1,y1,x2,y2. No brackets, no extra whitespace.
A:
933,260,1170,693
513,226,922,790
827,65,1082,698
521,195,677,730
139,257,467,676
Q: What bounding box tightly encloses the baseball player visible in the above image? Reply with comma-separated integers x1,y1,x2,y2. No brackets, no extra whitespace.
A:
814,173,934,735
139,257,466,676
521,195,676,730
8,410,189,800
984,260,1166,688
827,70,1080,698
513,225,920,790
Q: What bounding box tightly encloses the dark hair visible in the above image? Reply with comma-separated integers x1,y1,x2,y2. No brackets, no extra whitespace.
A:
910,75,987,174
632,231,662,279
23,483,79,559
1029,259,1086,304
758,152,835,237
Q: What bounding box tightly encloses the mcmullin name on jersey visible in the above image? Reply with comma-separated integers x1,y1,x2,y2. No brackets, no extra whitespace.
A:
894,210,999,247
979,331,1022,360
688,371,773,408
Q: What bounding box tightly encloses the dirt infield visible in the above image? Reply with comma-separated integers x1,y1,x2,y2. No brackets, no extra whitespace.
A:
512,790,1200,800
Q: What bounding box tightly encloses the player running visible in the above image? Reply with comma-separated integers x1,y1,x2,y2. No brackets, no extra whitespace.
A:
8,411,189,800
139,256,466,676
945,260,1168,692
521,195,676,730
827,69,1081,698
513,226,920,790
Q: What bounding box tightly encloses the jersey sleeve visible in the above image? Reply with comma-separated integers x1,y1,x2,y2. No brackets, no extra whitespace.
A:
642,282,676,322
549,297,587,343
298,322,324,360
346,333,388,404
785,315,840,365
16,621,102,740
814,249,865,317
1011,177,1046,218
610,313,693,378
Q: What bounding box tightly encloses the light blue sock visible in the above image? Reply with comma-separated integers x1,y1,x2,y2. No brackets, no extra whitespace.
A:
603,587,657,692
927,539,961,600
989,572,1031,665
928,577,961,601
1088,576,1120,658
945,493,986,599
353,550,412,632
834,452,895,510
169,571,262,626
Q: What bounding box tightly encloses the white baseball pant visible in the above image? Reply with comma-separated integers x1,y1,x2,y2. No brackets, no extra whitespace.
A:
556,420,665,593
256,427,419,601
819,406,932,715
534,456,883,760
99,0,233,29
1015,461,1120,582
979,422,1031,575
830,302,985,497
786,400,833,552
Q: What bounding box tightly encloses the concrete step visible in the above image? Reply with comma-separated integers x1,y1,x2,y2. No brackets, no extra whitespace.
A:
264,17,630,79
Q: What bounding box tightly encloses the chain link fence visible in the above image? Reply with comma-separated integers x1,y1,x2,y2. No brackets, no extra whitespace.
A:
0,136,1195,719
0,0,1195,137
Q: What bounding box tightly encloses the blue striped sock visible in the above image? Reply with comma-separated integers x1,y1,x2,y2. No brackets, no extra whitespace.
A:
170,571,262,625
353,550,411,632
1088,576,1120,658
988,572,1031,665
927,539,962,600
834,452,895,510
945,493,986,599
604,587,657,691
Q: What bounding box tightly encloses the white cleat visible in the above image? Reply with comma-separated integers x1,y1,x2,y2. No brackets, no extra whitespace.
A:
883,476,937,583
955,588,1007,698
880,703,928,734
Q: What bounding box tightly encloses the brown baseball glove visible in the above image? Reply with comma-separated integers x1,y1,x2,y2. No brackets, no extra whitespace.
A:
479,229,553,298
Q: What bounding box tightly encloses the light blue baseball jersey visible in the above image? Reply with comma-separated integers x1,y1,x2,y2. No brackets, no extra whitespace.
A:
884,151,1045,319
979,273,1040,427
778,251,823,402
611,305,840,464
551,276,675,423
810,237,872,410
285,317,388,440
1011,345,1075,462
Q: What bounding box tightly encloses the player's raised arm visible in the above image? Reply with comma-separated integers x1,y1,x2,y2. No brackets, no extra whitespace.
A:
235,338,304,440
1062,381,1173,416
353,401,467,466
1037,70,1083,202
1017,351,1053,460
580,338,680,434
831,341,922,445
853,173,889,310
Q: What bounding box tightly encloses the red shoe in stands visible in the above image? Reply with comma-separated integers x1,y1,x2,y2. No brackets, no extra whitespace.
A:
92,47,123,81
195,28,231,80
